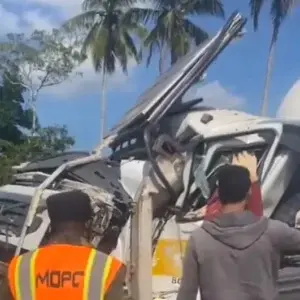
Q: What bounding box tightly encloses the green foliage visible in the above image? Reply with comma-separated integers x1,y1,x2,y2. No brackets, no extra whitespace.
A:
0,71,34,144
0,126,75,185
141,0,224,69
63,0,147,75
0,30,85,90
0,0,228,184
63,0,224,75
0,30,86,132
31,125,75,157
0,66,75,185
11,126,74,161
249,0,297,115
249,0,296,42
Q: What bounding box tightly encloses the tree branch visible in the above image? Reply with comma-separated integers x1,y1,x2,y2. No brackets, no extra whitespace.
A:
36,70,51,93
3,72,30,90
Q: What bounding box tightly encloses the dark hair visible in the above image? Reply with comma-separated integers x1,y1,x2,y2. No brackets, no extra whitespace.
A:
46,190,92,224
217,165,251,204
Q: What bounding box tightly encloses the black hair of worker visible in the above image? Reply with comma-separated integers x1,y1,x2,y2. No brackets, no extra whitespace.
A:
46,190,93,223
217,165,251,205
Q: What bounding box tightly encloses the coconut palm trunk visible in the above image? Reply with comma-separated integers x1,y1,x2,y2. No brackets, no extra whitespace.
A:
31,91,38,136
158,44,165,75
100,71,107,143
63,2,147,144
32,104,37,135
260,37,276,116
249,0,296,116
158,41,168,75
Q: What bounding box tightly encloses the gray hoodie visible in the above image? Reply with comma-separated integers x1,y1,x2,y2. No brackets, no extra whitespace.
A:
177,211,300,300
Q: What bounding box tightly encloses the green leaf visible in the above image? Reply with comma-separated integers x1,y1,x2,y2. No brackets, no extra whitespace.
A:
142,0,223,70
249,0,265,30
63,2,147,75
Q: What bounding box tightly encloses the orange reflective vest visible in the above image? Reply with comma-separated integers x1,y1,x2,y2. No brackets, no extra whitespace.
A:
7,244,124,300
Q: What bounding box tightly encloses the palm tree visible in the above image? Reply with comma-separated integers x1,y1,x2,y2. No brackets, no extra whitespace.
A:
250,0,297,116
63,0,147,142
129,0,224,74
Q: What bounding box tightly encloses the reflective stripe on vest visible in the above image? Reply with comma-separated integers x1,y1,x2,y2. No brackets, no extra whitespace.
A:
11,248,118,300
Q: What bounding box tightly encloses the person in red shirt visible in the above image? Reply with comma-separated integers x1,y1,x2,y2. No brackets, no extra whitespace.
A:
198,151,263,220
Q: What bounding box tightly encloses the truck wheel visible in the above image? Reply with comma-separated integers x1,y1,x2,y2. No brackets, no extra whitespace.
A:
273,193,300,227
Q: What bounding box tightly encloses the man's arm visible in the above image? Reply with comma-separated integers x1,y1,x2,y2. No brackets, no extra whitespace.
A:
270,220,300,254
232,151,263,216
204,151,263,220
246,182,263,216
0,277,13,300
177,235,199,300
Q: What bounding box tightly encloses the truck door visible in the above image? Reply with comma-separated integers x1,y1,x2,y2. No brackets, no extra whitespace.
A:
272,157,300,300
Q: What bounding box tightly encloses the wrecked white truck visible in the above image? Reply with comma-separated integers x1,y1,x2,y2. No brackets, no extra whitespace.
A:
0,11,300,300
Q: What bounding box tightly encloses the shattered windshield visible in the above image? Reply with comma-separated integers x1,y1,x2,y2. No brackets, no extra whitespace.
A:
188,139,270,214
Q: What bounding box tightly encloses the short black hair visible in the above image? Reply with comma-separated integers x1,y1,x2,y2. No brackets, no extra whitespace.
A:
217,165,251,204
46,190,93,224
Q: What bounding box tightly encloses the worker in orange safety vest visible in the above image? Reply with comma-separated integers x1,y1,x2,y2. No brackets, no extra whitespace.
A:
2,189,126,300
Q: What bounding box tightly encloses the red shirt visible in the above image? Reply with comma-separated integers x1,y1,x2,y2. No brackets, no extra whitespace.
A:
204,182,263,220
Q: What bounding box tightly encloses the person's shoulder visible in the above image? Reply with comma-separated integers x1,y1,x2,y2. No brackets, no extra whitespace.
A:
265,218,296,239
96,250,125,266
189,224,208,243
267,218,289,231
8,251,30,267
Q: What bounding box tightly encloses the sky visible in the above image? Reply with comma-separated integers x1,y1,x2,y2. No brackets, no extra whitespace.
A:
1,0,300,150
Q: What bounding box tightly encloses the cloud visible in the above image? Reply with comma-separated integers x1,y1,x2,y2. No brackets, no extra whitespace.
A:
23,10,56,32
40,58,137,98
17,0,155,18
0,2,139,99
277,79,300,119
3,0,82,18
183,80,246,109
20,0,82,18
0,4,22,35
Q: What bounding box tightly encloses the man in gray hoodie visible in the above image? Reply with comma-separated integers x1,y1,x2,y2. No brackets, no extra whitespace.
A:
177,164,300,300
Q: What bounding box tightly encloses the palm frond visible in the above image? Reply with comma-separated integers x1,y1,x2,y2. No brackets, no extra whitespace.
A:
170,31,190,63
183,19,209,45
82,0,104,11
146,40,160,67
134,24,149,39
118,0,139,8
143,24,161,66
144,25,161,46
249,0,265,30
91,48,103,72
270,0,295,42
187,0,225,18
66,0,157,75
105,28,119,74
125,7,160,24
115,40,128,73
122,31,139,61
89,27,110,72
121,11,149,38
81,21,102,55
62,10,103,33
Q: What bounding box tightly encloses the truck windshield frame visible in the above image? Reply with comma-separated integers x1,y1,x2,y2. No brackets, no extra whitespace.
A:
190,129,276,211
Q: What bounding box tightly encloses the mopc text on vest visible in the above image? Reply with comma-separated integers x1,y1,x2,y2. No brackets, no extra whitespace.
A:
36,270,84,288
